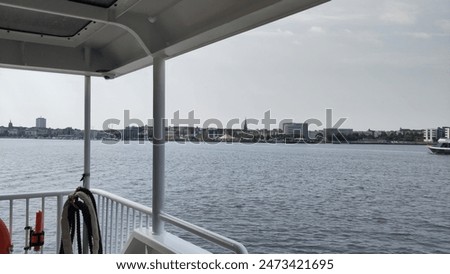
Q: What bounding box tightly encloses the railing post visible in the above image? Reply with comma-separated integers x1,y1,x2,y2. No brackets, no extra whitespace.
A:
152,55,166,235
9,199,13,253
24,198,30,254
41,197,45,254
56,194,63,253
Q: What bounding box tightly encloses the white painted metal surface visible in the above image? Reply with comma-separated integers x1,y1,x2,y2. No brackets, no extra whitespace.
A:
152,56,166,235
0,189,248,253
123,228,210,254
83,75,91,189
0,0,329,78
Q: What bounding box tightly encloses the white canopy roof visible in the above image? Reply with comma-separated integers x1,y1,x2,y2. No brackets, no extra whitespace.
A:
0,0,328,79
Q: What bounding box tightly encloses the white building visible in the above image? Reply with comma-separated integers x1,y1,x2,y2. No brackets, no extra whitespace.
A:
424,129,436,142
36,117,46,128
446,127,450,139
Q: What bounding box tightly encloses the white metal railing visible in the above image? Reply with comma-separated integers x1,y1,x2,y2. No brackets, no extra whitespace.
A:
92,188,154,254
0,190,71,254
0,188,247,254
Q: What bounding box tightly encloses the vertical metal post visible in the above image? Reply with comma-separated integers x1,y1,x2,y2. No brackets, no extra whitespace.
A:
41,197,45,254
24,198,30,254
83,75,91,189
56,195,63,253
82,48,91,253
152,56,166,234
9,200,13,249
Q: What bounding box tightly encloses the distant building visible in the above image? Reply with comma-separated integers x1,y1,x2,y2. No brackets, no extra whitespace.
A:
36,117,46,128
6,120,18,135
437,127,445,140
424,129,437,142
25,128,38,137
205,128,223,140
8,128,18,136
336,128,354,135
123,126,139,141
425,127,450,142
282,123,308,139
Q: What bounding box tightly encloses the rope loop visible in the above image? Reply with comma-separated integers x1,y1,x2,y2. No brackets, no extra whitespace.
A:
59,187,102,254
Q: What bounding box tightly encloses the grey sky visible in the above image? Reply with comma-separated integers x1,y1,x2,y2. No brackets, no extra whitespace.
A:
1,0,449,131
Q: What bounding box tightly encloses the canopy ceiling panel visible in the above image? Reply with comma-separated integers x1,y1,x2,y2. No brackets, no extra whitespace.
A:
0,0,329,78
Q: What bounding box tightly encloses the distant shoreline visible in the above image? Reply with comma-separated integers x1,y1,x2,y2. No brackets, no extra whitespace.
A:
0,137,429,146
348,141,427,146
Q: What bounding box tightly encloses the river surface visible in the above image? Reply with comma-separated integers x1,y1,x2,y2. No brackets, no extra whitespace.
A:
1,139,450,253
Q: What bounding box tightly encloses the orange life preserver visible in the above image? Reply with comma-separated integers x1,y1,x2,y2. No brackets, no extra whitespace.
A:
0,218,12,254
30,211,44,251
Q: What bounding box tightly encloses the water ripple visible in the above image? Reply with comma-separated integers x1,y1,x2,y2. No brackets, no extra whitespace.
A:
1,140,450,253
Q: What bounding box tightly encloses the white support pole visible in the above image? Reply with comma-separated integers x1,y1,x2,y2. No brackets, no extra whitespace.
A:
83,75,91,189
82,47,92,254
152,56,166,235
83,47,91,190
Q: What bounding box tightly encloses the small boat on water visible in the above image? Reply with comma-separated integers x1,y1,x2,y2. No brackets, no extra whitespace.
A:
428,138,450,155
101,136,120,144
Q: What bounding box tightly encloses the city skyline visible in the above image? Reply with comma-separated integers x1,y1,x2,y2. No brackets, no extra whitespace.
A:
0,116,447,133
1,116,440,145
1,0,449,131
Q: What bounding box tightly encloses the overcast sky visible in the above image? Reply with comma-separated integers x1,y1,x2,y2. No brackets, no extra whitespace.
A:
1,0,449,131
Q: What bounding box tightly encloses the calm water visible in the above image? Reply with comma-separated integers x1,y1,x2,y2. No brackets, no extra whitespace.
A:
1,139,450,253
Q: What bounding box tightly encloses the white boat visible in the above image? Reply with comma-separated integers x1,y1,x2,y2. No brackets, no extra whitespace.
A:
101,136,120,144
428,138,450,155
0,0,329,254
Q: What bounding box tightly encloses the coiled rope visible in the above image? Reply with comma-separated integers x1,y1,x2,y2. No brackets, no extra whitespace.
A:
59,187,102,254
